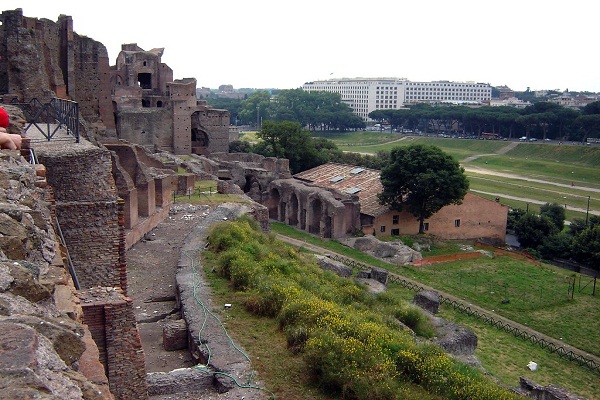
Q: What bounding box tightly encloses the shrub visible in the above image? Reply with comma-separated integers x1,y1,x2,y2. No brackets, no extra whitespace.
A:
206,219,519,400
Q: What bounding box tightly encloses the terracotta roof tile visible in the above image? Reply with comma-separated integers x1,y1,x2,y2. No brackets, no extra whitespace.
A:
294,163,388,216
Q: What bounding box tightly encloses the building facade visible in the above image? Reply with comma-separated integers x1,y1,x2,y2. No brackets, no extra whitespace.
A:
302,77,492,121
111,44,230,155
292,163,508,243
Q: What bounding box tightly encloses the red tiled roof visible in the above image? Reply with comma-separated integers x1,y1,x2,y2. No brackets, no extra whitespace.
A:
294,163,388,216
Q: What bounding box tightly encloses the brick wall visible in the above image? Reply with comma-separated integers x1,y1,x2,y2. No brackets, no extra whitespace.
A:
80,288,148,400
36,144,126,291
0,10,114,129
372,193,508,242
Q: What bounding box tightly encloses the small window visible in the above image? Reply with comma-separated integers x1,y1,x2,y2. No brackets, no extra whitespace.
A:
380,226,386,233
391,229,400,236
455,219,461,228
423,222,429,231
392,215,399,224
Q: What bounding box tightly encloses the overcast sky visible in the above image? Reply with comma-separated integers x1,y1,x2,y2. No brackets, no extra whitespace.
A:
3,1,599,92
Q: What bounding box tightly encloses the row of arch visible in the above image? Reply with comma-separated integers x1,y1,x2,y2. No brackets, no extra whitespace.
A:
264,181,360,239
268,187,331,237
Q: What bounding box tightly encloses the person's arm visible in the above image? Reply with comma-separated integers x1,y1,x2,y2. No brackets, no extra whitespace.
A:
0,130,22,150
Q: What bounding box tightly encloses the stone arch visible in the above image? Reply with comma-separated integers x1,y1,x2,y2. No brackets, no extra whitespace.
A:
268,188,281,220
156,100,163,108
288,192,299,226
244,175,262,201
191,112,210,155
308,198,322,235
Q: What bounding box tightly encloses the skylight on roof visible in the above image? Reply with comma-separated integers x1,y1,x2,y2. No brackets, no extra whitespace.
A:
346,187,362,194
350,168,365,174
330,176,345,183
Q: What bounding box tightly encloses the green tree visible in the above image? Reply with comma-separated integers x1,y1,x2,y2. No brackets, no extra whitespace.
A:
539,231,573,260
576,114,600,142
514,213,557,249
228,140,252,153
254,120,328,173
571,224,600,270
539,202,566,232
378,145,469,233
238,90,272,127
507,208,527,231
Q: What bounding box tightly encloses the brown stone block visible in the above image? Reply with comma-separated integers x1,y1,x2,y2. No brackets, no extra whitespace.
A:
162,319,187,351
34,164,46,178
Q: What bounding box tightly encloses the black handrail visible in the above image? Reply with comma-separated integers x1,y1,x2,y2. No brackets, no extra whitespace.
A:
12,98,80,142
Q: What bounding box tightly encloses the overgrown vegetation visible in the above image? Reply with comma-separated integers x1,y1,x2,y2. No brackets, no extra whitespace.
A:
509,203,600,271
205,218,519,400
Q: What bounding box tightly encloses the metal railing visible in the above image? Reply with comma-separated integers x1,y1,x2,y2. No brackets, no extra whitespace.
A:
12,98,80,142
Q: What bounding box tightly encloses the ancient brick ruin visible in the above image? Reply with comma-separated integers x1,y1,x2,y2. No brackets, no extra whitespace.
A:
0,9,230,155
111,44,230,155
0,150,114,399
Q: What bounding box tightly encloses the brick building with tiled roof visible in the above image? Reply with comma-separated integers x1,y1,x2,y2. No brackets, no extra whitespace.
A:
290,163,508,242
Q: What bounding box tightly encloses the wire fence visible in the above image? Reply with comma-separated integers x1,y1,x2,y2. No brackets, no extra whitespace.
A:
173,186,222,202
326,253,600,375
408,266,572,311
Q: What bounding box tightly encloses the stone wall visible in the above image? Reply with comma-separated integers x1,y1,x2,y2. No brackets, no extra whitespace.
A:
0,150,113,399
116,108,173,151
35,142,125,291
80,287,148,400
0,9,115,130
103,141,177,249
266,178,361,239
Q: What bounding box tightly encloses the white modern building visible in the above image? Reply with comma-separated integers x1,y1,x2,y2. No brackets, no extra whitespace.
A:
302,77,492,121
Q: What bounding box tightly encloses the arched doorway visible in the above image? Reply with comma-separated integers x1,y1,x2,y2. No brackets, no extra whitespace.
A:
308,198,322,235
288,193,299,226
191,112,209,155
268,188,281,220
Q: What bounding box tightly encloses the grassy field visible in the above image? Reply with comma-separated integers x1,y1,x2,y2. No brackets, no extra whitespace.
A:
310,132,600,219
384,283,600,400
399,257,600,356
271,223,600,358
313,133,510,160
206,223,600,400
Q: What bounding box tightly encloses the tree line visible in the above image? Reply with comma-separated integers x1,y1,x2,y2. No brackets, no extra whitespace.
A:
509,204,600,271
208,89,600,142
369,101,600,142
226,89,365,132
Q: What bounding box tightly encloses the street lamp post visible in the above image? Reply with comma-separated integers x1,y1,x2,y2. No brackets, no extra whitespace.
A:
586,196,591,226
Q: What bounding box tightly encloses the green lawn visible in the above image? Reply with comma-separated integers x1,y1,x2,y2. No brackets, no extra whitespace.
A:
271,223,600,358
315,134,600,218
331,136,510,160
312,130,400,145
466,173,596,221
399,257,600,357
438,306,600,400
384,282,600,400
468,154,600,189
